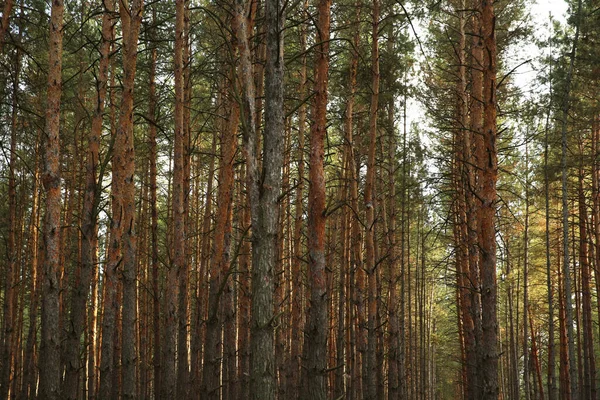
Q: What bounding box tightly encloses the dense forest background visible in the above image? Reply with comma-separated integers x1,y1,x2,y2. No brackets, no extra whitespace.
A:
0,0,599,399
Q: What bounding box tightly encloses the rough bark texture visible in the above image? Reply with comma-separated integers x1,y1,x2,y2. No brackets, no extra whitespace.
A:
117,1,143,398
248,0,285,397
479,0,499,398
301,0,331,397
39,1,64,398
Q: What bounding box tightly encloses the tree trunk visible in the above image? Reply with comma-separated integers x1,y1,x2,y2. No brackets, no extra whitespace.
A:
364,0,380,397
0,30,20,400
578,168,596,400
301,0,331,396
290,1,308,395
147,6,161,398
544,53,557,400
167,0,185,397
523,144,530,400
479,0,499,397
39,0,64,397
117,1,143,397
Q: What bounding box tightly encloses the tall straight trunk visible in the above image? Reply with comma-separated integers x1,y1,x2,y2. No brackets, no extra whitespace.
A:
117,1,144,397
147,6,161,398
386,19,401,400
592,118,600,400
193,131,216,394
39,1,64,398
578,169,596,400
544,55,557,400
558,243,571,400
335,158,349,399
364,0,379,397
560,1,582,398
455,2,477,397
290,1,308,394
528,310,544,400
346,4,363,398
399,91,408,400
469,1,484,397
479,0,498,397
203,77,239,400
0,32,20,400
167,0,185,397
301,0,331,396
99,56,120,400
21,132,42,400
62,2,114,397
242,0,285,396
523,145,530,400
178,2,192,396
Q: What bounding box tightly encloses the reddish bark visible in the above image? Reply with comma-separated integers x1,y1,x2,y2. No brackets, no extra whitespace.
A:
301,0,331,397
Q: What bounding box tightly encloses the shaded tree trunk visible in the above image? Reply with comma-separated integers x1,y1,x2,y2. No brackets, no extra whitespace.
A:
479,0,499,397
301,0,331,397
364,0,380,397
117,1,144,397
39,1,64,398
